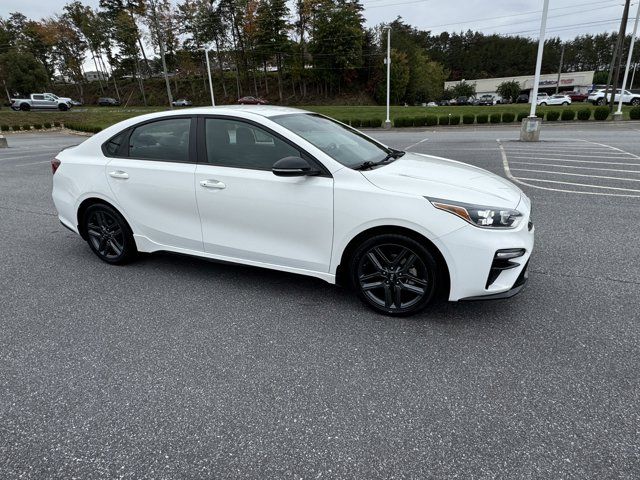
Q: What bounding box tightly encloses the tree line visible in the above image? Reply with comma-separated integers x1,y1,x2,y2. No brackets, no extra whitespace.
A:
0,1,637,106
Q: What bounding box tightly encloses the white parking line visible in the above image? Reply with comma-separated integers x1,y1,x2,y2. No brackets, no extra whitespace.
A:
14,160,51,167
404,138,429,150
497,139,640,197
510,168,640,182
505,152,634,159
510,161,640,174
506,156,640,166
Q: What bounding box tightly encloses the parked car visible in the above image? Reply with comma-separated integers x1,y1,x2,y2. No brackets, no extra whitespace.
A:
477,94,497,106
10,93,72,111
455,96,469,106
516,93,529,104
561,91,588,102
588,88,640,106
237,96,268,105
438,99,450,106
172,98,192,107
536,93,571,106
98,97,121,107
426,102,438,107
51,106,533,317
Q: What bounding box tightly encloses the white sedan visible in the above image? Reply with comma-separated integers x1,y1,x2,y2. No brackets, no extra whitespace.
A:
536,93,571,106
52,106,534,316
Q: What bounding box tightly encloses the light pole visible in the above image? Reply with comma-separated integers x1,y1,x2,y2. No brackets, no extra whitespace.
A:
520,0,549,141
384,26,391,129
204,48,216,107
615,0,640,119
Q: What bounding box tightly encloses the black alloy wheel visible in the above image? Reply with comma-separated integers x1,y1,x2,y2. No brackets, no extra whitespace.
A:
351,234,438,316
20,103,30,111
84,204,136,264
632,98,640,106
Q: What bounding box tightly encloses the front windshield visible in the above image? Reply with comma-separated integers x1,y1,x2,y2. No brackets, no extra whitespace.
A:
271,113,390,168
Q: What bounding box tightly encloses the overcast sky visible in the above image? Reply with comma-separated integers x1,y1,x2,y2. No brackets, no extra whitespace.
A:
1,0,632,40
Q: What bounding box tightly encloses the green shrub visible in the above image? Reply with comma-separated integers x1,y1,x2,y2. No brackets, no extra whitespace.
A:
438,115,449,126
414,116,427,127
0,124,9,131
462,114,475,124
53,121,61,128
394,117,409,127
517,112,529,122
425,115,438,126
360,119,371,128
489,113,501,124
476,113,488,124
594,106,610,121
449,114,461,125
561,109,576,121
577,108,592,121
11,125,21,131
629,106,640,120
350,119,361,128
502,112,515,123
370,118,383,128
545,110,560,121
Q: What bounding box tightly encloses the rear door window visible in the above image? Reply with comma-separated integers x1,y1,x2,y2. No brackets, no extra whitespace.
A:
128,118,191,162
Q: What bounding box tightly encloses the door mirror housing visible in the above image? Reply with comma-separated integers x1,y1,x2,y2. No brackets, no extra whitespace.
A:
272,156,320,177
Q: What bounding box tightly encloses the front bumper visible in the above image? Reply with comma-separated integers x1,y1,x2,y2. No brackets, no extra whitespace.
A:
459,260,529,301
433,213,534,302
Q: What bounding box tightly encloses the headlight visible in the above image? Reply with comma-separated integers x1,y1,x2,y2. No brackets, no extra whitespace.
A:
427,197,523,229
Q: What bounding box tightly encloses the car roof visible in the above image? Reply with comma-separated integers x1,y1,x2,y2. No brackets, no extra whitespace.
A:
156,105,310,118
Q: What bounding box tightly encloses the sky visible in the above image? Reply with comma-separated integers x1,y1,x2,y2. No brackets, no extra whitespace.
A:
0,0,633,72
0,0,632,40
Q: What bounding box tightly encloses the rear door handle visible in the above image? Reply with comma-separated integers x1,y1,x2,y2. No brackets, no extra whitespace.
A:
108,170,129,179
200,179,226,189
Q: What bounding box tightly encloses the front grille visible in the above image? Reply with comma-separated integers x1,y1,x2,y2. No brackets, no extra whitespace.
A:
486,248,526,289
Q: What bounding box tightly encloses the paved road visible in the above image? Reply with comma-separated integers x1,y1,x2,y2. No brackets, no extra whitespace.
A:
1,125,639,479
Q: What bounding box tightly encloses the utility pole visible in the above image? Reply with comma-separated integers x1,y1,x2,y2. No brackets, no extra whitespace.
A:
204,48,216,106
616,0,640,119
148,0,174,109
521,0,549,141
608,0,632,112
631,62,638,89
384,26,391,129
555,43,565,94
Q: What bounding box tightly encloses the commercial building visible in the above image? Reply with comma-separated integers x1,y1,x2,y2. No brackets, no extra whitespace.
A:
445,71,595,96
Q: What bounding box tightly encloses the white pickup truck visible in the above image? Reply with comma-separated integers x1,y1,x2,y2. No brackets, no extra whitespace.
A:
10,93,73,111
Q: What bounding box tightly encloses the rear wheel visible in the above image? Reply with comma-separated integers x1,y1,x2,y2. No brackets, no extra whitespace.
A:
349,234,438,316
83,204,137,265
539,102,547,106
597,98,606,106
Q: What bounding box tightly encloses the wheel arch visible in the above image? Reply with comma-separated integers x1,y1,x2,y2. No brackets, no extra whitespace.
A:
335,225,451,298
76,197,133,241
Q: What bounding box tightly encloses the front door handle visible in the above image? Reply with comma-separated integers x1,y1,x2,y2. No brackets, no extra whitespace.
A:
108,170,129,179
200,179,226,189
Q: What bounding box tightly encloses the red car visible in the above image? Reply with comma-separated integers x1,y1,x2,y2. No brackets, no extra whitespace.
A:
561,91,588,102
237,96,269,105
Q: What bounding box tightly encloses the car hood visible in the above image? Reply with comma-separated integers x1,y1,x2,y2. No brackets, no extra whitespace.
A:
361,152,523,208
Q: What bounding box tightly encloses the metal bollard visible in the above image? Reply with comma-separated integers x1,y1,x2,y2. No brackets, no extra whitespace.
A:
0,135,8,148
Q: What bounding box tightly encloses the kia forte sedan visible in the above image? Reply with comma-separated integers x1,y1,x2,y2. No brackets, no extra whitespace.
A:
52,106,533,316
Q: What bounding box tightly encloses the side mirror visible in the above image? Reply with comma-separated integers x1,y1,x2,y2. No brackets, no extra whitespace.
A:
272,156,320,177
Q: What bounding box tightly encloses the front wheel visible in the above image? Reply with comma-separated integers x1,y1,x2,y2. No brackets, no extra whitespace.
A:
562,101,569,106
83,204,137,265
539,102,547,106
19,103,30,111
58,103,68,111
597,98,606,106
349,234,439,316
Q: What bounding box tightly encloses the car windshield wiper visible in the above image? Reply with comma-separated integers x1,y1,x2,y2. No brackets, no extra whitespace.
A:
354,149,405,171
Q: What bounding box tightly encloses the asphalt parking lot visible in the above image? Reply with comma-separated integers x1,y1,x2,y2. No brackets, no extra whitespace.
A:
1,123,639,479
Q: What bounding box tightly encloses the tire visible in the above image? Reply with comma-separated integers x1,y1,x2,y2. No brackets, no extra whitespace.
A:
632,98,640,106
597,98,606,106
58,103,68,111
539,102,547,106
349,234,439,316
83,204,137,265
19,103,30,111
562,101,568,106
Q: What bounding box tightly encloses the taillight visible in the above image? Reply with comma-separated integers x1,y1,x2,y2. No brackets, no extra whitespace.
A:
51,158,61,174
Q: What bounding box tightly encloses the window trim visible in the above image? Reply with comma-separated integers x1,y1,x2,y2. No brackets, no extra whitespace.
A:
101,115,197,163
196,115,332,177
